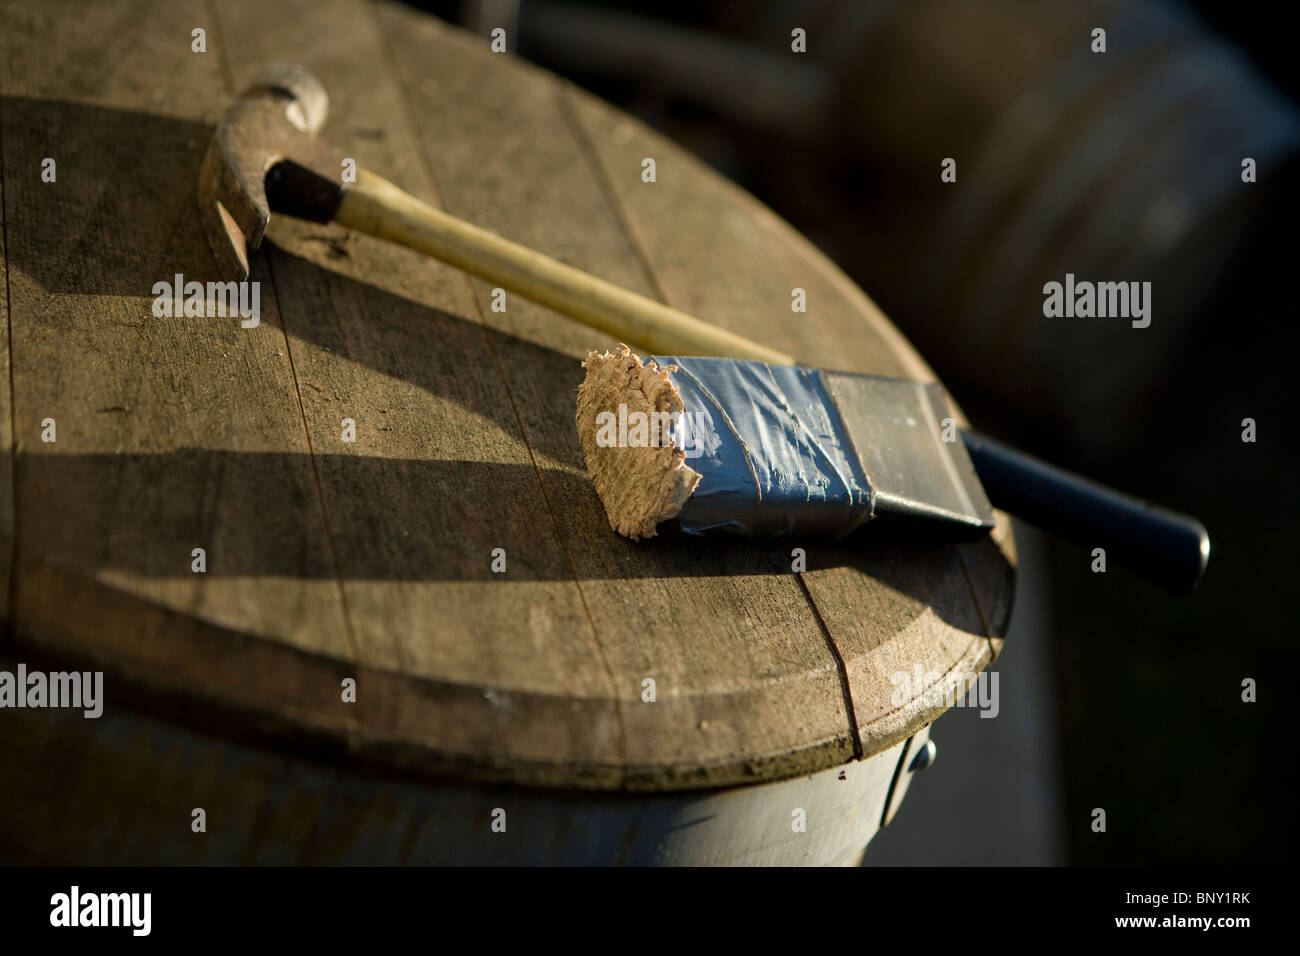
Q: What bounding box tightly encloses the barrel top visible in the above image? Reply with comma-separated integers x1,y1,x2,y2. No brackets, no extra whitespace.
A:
0,0,1014,790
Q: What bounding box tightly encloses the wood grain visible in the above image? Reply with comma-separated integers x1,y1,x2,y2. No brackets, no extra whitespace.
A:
0,0,1013,791
375,3,862,787
335,167,796,363
210,0,625,784
0,0,353,693
559,82,1016,756
0,674,910,865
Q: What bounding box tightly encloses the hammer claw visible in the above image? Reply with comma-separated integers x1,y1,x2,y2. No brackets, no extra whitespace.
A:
198,63,330,282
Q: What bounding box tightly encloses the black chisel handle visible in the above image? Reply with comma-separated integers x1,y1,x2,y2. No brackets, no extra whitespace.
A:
961,430,1210,594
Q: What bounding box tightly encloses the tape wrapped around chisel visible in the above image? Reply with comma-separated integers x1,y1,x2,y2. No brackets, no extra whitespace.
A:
575,347,994,541
652,355,873,538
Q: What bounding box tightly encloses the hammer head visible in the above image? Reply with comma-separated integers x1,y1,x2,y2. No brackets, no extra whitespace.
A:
199,64,344,281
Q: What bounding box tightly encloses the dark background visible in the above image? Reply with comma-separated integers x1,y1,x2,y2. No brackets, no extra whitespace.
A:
408,0,1292,864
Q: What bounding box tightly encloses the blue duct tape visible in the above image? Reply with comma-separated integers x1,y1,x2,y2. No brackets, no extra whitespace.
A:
653,356,874,539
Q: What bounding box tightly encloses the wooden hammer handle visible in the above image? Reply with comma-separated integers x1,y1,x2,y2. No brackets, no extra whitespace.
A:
334,169,795,365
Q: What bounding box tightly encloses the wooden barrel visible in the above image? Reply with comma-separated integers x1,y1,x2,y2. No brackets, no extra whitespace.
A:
0,0,1013,865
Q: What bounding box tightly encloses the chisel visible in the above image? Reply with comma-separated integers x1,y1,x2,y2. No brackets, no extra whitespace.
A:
577,348,1209,593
